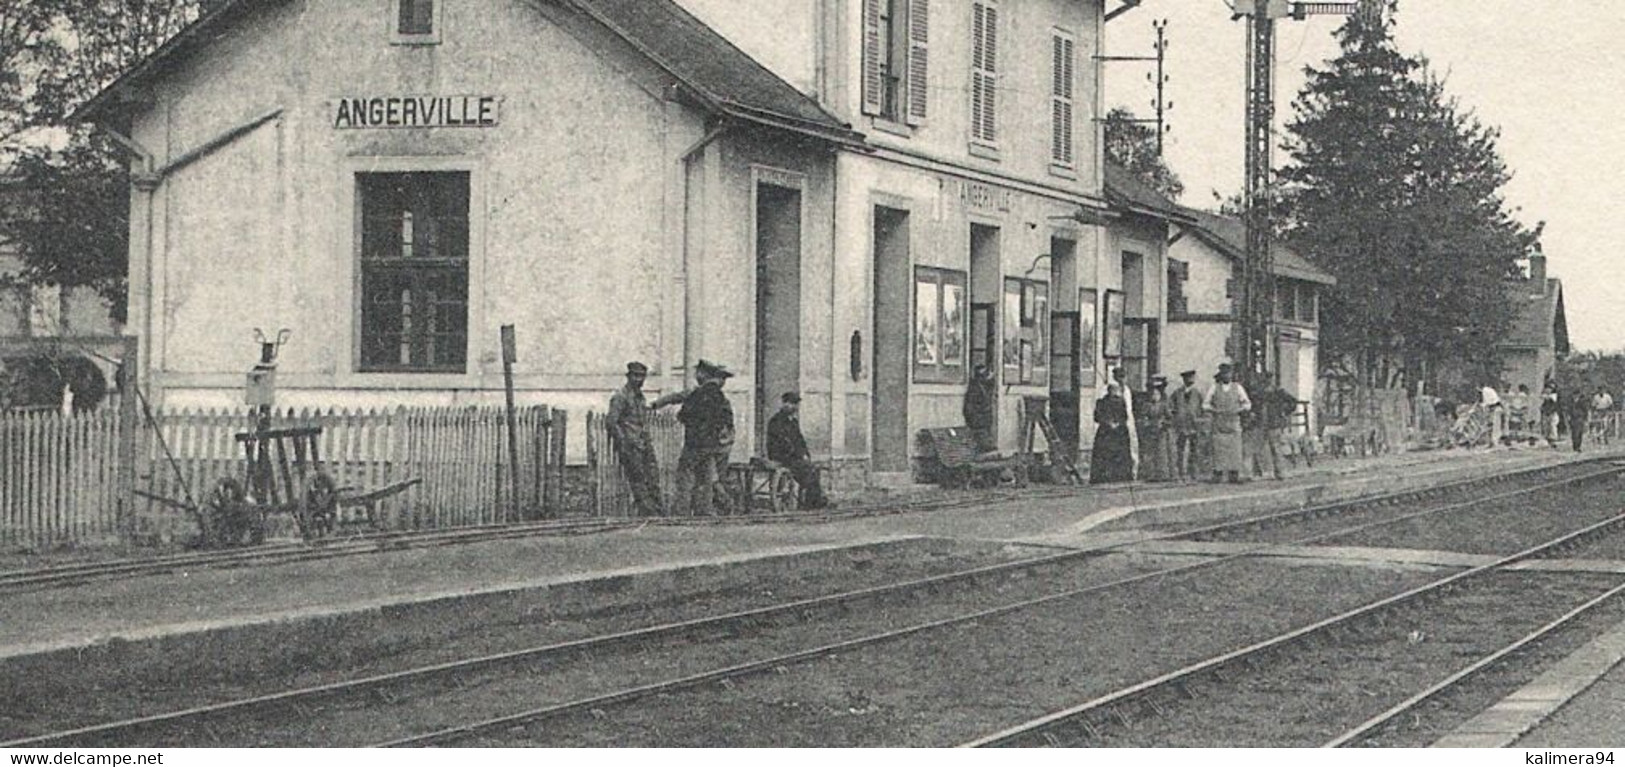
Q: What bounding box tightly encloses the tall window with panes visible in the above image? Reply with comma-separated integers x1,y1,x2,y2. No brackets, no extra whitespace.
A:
862,0,930,124
1050,32,1076,167
358,172,469,373
969,1,998,145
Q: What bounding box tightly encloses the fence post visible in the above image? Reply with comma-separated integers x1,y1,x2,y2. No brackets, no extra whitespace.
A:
115,337,141,550
548,408,566,515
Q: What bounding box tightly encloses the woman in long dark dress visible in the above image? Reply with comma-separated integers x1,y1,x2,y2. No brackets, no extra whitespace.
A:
1091,382,1133,484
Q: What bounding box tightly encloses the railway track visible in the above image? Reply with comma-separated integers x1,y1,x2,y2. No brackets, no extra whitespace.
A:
0,456,1589,594
961,511,1625,747
8,460,1612,747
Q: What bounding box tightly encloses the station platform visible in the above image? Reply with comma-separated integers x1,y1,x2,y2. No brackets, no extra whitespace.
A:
1,444,1597,664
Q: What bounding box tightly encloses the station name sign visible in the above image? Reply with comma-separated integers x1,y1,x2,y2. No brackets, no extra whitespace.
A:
332,95,500,129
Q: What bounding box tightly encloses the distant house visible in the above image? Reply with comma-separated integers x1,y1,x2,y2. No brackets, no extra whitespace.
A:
1498,251,1568,399
1164,208,1336,429
0,179,125,411
1099,163,1337,430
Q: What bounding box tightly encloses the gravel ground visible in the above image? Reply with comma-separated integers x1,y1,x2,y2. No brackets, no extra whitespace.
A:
1553,513,1625,562
0,537,1045,742
1349,591,1625,747
1085,571,1625,747
463,558,1438,747
1310,475,1625,556
1191,463,1616,547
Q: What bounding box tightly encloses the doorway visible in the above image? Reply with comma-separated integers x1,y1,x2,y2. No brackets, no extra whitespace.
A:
1048,238,1080,456
970,223,1001,439
872,206,910,472
755,182,802,453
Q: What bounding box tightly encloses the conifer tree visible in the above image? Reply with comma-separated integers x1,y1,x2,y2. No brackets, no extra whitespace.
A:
1280,1,1538,389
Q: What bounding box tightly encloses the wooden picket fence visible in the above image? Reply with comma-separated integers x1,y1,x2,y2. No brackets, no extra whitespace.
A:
585,410,684,517
2,404,569,549
0,409,126,548
135,405,567,540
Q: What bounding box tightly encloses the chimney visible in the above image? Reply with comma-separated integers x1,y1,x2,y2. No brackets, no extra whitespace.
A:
1529,251,1547,293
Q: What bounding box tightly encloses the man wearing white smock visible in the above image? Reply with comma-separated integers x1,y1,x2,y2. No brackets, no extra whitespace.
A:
1204,363,1251,484
1480,384,1503,447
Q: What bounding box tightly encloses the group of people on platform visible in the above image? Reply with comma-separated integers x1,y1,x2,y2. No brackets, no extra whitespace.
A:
1088,362,1301,486
1459,380,1617,452
606,359,828,517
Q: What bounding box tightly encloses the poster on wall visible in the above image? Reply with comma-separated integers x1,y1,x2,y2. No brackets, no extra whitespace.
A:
1079,288,1098,386
1002,280,1023,371
915,277,939,365
941,282,965,366
1103,289,1125,360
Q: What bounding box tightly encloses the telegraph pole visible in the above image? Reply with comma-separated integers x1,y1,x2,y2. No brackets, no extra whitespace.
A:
1232,0,1364,388
1097,19,1171,156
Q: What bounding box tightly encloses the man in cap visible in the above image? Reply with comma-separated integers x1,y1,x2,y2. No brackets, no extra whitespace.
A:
767,392,829,509
658,360,736,515
606,361,664,516
963,364,997,454
1169,369,1204,481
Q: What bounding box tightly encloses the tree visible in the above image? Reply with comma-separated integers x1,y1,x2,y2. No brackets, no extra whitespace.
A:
1278,1,1539,390
0,3,64,155
1104,107,1184,199
0,1,200,325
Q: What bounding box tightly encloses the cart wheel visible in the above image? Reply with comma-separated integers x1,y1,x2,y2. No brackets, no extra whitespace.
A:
300,472,340,540
202,477,248,548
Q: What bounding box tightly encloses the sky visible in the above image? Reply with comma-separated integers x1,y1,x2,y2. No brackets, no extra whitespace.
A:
1103,1,1623,353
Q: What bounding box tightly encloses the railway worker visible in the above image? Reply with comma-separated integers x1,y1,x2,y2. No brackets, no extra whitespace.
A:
1558,384,1588,453
1541,382,1562,447
1170,370,1203,482
964,364,997,454
658,359,736,516
607,361,664,516
1590,387,1615,447
1480,382,1504,447
1507,384,1531,436
1204,363,1252,484
1249,381,1296,481
766,392,830,509
1089,382,1133,484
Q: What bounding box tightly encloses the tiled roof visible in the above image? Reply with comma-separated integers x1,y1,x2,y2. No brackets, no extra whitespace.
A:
1179,208,1337,286
1103,163,1193,223
76,0,863,147
1501,278,1568,354
567,0,861,145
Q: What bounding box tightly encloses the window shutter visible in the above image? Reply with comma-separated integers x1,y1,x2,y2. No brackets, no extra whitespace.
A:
905,0,930,124
971,3,998,143
983,4,998,142
1050,34,1074,165
862,0,883,115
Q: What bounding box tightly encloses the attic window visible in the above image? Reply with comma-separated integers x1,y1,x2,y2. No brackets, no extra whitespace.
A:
394,0,440,43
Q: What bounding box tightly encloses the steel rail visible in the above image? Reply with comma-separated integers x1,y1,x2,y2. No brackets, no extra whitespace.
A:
369,466,1621,747
0,455,1577,593
5,463,1608,748
959,508,1625,748
1323,576,1625,747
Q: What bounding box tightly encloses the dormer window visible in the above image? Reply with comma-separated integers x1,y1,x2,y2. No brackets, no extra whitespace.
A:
393,0,440,44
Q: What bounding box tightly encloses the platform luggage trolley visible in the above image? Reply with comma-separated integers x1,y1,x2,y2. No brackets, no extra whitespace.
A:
178,331,417,547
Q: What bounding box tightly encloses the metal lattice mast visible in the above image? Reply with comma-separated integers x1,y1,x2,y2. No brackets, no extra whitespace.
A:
1234,0,1365,388
1241,9,1275,385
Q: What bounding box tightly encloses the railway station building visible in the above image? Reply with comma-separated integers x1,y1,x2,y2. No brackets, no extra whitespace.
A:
84,0,1150,484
